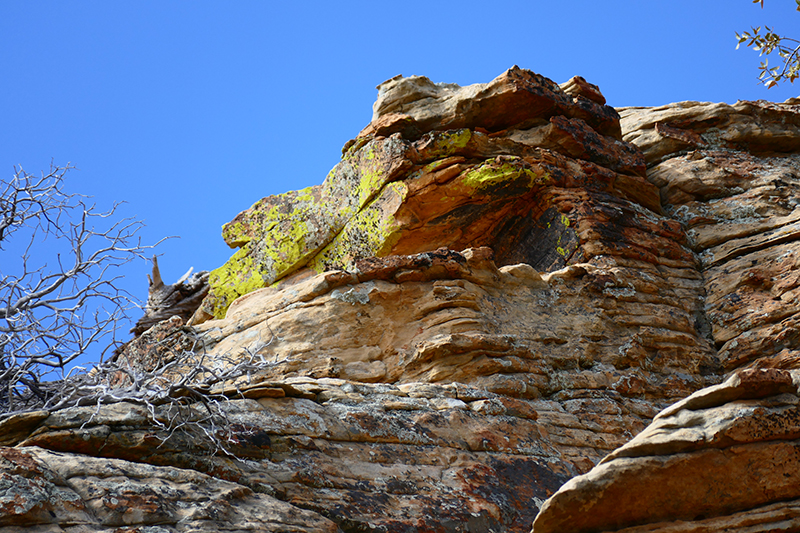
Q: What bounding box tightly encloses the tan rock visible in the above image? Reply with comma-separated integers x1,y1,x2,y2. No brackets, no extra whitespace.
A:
27,73,800,532
372,66,620,137
622,100,800,371
199,67,644,320
532,368,800,533
619,98,800,164
0,445,339,532
531,97,800,533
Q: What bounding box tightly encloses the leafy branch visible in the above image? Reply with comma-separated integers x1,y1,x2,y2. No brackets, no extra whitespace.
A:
736,0,800,88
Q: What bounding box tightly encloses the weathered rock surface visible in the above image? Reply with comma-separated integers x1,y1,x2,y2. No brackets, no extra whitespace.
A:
533,368,800,533
195,66,651,322
4,72,800,533
530,98,800,532
620,99,800,372
0,445,339,532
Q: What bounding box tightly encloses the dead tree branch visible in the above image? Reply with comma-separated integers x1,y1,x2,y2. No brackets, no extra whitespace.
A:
0,164,163,411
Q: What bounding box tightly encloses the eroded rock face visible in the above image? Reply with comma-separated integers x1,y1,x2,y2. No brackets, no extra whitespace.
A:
531,98,800,532
5,72,799,533
0,445,339,532
4,68,717,533
196,66,650,321
532,368,800,533
619,101,800,371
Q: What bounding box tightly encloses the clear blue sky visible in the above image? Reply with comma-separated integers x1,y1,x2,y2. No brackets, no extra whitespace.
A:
1,1,798,363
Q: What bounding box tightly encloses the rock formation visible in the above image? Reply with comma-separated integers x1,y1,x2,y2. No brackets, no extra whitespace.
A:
532,97,800,532
0,68,798,532
533,368,800,533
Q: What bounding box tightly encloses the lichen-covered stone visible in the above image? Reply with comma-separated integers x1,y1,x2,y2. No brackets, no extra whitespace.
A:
201,134,415,319
199,67,646,321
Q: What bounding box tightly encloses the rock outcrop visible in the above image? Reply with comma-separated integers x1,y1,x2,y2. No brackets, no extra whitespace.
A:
0,445,339,532
533,368,800,533
531,97,800,532
2,69,799,533
193,66,650,322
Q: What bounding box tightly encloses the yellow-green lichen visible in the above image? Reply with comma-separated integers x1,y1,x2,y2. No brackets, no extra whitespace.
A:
460,159,541,192
222,220,251,247
207,248,265,318
309,181,408,272
421,129,473,160
327,136,412,215
208,137,414,319
341,136,371,159
209,184,349,318
222,186,322,247
554,214,577,258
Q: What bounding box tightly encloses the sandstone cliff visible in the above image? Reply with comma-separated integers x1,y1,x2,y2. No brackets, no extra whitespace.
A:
533,96,800,533
1,68,798,533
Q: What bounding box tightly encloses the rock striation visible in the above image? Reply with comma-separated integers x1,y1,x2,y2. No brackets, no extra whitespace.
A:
533,368,800,533
1,69,799,533
193,66,652,322
532,97,800,532
620,99,800,372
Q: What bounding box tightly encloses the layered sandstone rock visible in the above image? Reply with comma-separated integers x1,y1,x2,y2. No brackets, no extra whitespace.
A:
194,66,649,322
2,67,717,533
0,445,339,532
4,70,799,533
533,368,800,533
620,99,800,372
531,98,800,532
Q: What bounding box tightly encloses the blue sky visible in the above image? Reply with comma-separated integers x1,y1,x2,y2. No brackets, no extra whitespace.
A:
2,1,798,363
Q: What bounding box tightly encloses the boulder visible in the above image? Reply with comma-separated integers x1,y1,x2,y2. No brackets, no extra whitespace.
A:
532,368,800,533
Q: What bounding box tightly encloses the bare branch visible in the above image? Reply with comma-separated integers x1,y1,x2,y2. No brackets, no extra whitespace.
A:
0,164,164,410
0,163,263,460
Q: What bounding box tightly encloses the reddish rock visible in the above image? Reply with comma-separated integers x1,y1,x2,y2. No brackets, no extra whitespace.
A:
532,97,800,533
199,67,645,320
532,368,800,533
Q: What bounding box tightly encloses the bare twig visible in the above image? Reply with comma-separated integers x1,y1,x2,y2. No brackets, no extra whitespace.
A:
0,164,164,410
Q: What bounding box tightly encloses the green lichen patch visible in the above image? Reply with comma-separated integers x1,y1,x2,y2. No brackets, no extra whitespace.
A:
205,136,418,319
221,185,324,248
414,129,473,161
460,157,548,194
205,247,265,319
325,135,414,213
341,135,371,158
309,181,409,273
208,185,347,318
